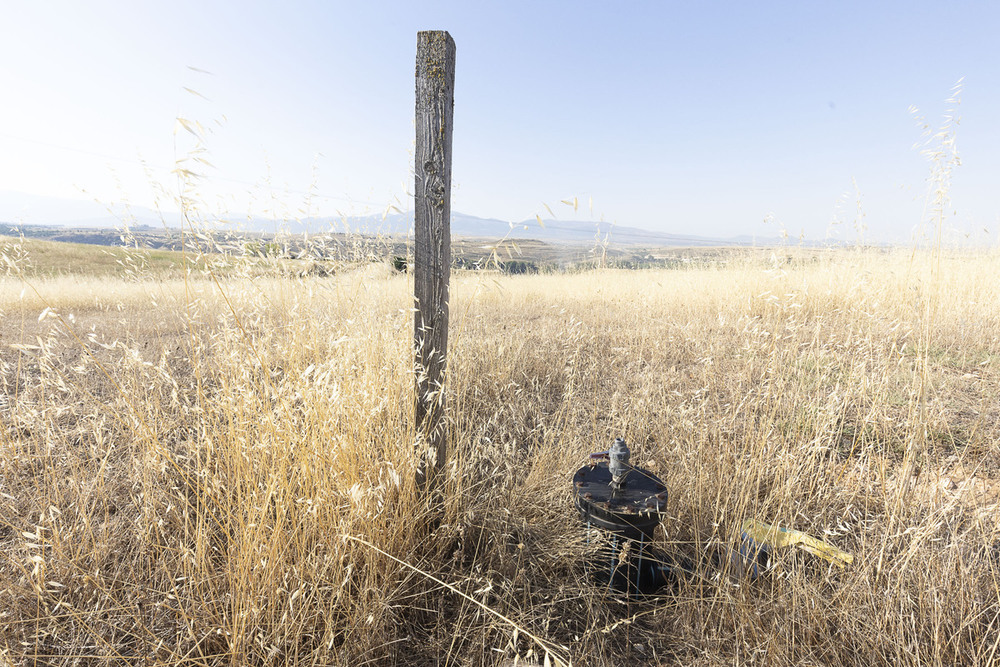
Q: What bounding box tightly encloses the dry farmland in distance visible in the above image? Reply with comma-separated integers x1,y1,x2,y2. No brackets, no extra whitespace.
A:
1,239,999,666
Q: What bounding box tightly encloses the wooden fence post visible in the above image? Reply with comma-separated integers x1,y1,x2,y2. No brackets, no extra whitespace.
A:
414,31,455,490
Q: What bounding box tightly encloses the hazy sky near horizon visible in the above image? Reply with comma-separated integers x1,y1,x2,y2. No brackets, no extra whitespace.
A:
2,1,998,242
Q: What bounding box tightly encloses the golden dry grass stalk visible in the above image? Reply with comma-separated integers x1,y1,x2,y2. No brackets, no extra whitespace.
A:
1,246,998,665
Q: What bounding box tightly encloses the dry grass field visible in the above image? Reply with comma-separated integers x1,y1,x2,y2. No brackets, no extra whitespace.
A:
1,239,999,665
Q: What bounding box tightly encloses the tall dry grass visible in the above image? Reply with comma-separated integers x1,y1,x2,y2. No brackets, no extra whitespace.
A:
1,244,998,665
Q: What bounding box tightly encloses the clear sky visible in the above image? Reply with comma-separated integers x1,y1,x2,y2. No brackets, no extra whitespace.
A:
2,1,998,243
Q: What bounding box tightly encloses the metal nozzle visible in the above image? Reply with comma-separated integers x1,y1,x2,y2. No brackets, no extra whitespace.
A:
608,437,630,487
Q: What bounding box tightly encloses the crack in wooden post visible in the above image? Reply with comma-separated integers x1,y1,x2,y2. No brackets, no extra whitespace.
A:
414,31,455,491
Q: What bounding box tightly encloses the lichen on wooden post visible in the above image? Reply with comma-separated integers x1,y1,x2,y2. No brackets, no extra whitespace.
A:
414,31,455,491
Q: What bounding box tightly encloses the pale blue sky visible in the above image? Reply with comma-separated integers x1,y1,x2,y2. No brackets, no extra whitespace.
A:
1,1,998,242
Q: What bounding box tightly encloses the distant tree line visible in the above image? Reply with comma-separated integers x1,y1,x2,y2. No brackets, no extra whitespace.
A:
451,257,544,274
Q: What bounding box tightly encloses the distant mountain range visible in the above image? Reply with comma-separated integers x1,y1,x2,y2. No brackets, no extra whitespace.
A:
269,212,767,247
0,190,788,248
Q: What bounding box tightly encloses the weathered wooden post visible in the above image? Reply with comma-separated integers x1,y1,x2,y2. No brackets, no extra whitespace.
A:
414,31,455,490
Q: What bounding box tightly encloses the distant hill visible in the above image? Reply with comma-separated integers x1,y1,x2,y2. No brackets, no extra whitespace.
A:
259,212,764,247
1,191,795,247
0,190,182,229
